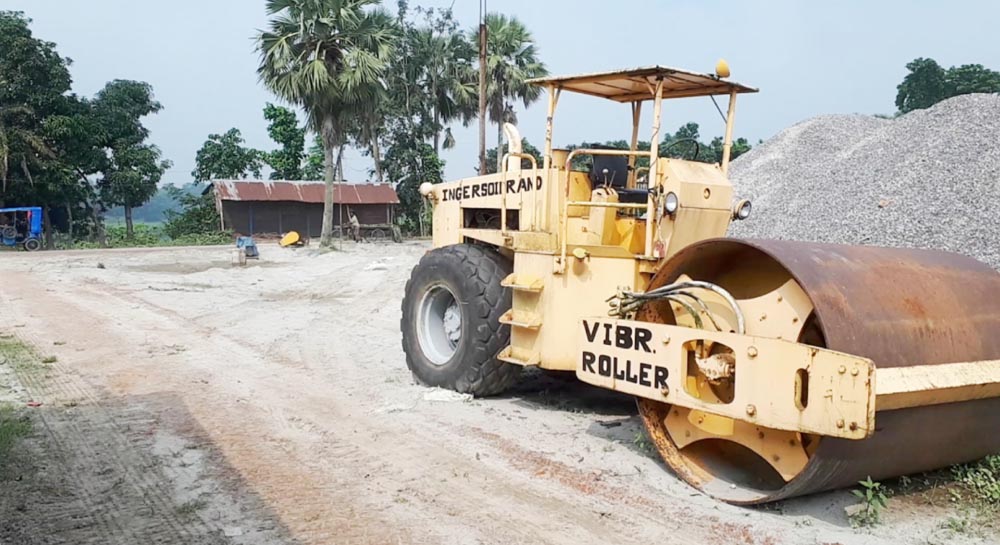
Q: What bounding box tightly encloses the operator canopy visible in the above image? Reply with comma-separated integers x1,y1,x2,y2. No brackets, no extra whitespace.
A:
527,65,758,102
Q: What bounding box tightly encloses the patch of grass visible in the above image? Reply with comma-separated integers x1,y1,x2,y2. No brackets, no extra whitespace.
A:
943,514,971,534
952,455,1000,511
0,335,46,376
632,431,654,455
849,477,889,528
0,403,32,457
40,356,57,364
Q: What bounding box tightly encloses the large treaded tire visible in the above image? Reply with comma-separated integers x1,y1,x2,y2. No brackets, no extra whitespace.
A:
401,244,521,396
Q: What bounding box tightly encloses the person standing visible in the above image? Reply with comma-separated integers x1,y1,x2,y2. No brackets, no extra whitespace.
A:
349,211,361,242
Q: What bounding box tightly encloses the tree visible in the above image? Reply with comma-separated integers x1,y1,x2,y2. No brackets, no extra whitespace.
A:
473,13,547,172
163,187,222,238
192,128,262,182
301,135,325,180
262,103,305,180
381,125,442,236
0,11,71,194
895,58,949,114
483,138,542,174
90,79,168,239
413,8,476,154
100,143,170,238
257,0,396,248
92,80,162,146
896,57,1000,113
563,123,753,171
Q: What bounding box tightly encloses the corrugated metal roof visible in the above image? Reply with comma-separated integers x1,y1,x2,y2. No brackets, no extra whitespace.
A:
208,180,399,205
526,65,757,102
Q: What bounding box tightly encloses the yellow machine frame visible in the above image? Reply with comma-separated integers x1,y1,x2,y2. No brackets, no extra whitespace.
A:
417,65,1000,442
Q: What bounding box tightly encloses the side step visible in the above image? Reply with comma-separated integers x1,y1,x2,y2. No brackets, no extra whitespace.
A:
498,346,540,367
501,273,545,293
499,309,542,330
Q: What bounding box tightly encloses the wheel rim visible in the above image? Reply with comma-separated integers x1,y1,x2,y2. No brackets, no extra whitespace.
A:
636,243,821,503
417,284,462,366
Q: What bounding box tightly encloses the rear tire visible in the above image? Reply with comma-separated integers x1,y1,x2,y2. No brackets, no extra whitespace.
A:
401,244,521,396
23,238,41,252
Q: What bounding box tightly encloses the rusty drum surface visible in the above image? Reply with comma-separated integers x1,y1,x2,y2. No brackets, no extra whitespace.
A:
638,238,1000,503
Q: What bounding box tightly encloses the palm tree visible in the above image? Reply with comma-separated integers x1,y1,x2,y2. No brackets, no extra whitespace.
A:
257,0,395,248
472,14,547,173
413,28,477,155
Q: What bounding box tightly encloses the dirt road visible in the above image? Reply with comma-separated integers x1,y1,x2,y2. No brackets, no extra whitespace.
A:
0,243,987,544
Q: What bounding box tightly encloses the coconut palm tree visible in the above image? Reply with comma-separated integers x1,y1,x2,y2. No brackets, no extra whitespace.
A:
472,13,547,173
257,0,395,247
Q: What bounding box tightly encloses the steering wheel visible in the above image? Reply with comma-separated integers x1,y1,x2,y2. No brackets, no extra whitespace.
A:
661,138,701,161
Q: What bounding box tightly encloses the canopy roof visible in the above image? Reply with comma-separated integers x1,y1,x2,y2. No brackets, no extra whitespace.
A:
527,65,757,102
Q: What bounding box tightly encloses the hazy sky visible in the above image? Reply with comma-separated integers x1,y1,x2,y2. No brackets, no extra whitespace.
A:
8,1,1000,183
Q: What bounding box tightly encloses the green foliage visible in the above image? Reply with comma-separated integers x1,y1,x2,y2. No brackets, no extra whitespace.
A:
92,80,162,147
381,126,442,235
191,128,262,182
262,103,306,180
106,186,190,223
301,135,325,180
397,5,477,153
849,477,889,527
100,144,170,210
483,138,542,174
475,13,548,170
896,57,1000,113
72,224,230,248
952,455,1000,510
560,123,753,173
0,11,71,191
0,403,31,458
257,0,397,246
163,187,222,238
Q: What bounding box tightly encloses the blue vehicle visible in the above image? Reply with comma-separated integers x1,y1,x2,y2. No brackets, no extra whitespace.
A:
0,207,43,251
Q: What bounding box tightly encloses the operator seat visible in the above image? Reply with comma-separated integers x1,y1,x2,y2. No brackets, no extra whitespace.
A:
589,147,649,204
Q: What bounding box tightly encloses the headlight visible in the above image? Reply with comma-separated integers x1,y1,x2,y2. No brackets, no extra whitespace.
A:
664,192,679,215
732,199,752,221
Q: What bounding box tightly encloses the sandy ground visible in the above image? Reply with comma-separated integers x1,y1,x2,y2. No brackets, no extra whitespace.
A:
0,242,994,545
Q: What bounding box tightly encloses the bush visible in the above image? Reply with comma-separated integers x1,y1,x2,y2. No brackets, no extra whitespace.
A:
65,223,232,249
163,190,221,239
953,456,1000,510
106,224,162,246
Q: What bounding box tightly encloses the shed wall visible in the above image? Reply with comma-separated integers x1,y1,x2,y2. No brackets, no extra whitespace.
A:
221,201,392,236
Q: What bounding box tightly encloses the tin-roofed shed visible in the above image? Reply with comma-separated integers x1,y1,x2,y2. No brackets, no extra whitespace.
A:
206,180,399,237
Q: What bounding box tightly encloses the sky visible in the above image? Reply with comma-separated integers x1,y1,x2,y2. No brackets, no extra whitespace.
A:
8,0,1000,184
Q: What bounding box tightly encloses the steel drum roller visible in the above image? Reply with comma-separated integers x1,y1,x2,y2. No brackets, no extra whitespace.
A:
637,238,1000,504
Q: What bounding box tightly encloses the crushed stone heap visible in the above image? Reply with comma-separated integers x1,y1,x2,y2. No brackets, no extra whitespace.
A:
729,93,1000,269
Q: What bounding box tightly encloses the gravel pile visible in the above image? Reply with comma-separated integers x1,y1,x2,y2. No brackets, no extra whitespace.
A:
729,93,1000,269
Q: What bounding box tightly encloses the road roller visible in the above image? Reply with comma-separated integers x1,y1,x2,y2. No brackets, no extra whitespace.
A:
400,62,1000,503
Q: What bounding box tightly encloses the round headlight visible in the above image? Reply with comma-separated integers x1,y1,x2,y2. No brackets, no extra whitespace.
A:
664,192,679,215
732,199,752,221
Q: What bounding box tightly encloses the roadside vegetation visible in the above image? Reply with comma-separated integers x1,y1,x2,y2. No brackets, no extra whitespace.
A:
0,403,30,460
0,335,39,466
845,460,1000,534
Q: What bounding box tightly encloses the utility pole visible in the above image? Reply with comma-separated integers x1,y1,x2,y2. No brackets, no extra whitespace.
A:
477,0,488,175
